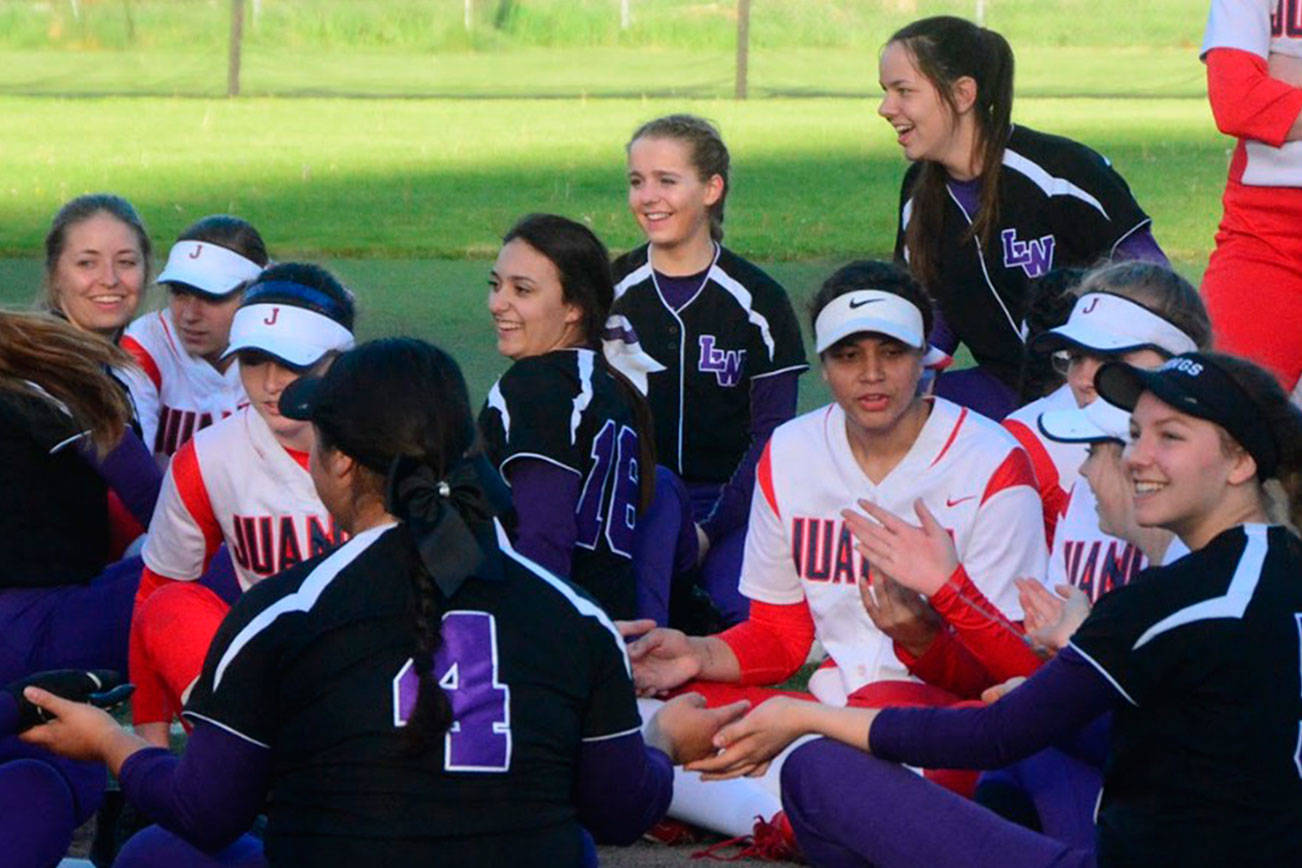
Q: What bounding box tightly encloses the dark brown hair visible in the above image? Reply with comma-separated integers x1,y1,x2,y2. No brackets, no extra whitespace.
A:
890,16,1014,291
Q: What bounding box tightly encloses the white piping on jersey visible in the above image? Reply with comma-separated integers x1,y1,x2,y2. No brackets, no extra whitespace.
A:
614,261,653,301
487,381,511,440
1108,217,1153,258
494,519,632,677
210,522,398,690
1295,614,1302,777
945,185,1024,343
498,451,582,479
1066,640,1140,707
901,198,913,235
751,362,809,381
1133,524,1269,650
1001,149,1110,219
571,349,595,445
582,724,642,743
709,263,778,362
182,710,271,750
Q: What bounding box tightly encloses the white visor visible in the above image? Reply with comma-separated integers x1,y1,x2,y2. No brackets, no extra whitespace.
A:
814,290,949,367
221,303,354,368
1037,397,1131,444
1032,292,1197,358
157,240,263,298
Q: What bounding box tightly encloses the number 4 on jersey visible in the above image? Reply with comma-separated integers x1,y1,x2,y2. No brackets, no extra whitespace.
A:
392,610,512,773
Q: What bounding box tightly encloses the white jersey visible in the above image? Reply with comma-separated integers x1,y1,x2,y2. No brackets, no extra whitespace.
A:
1003,384,1082,543
740,398,1047,704
121,309,247,459
1203,0,1302,185
143,407,344,592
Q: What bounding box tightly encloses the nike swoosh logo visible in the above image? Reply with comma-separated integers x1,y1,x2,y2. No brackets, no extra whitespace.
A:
848,297,883,310
946,495,976,507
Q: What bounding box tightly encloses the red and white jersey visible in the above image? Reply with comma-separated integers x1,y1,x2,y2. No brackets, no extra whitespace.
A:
1204,0,1302,185
120,309,247,460
1003,384,1082,545
739,398,1046,702
143,407,344,592
1048,483,1147,602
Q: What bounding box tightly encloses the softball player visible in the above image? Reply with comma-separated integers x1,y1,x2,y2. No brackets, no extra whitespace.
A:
479,214,653,620
120,215,268,459
622,261,1045,842
608,114,808,625
1004,262,1211,593
884,16,1165,419
695,350,1302,867
0,313,159,868
40,194,151,342
128,263,355,748
1201,0,1302,402
21,339,747,867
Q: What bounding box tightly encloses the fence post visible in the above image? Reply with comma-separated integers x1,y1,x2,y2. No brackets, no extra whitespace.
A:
735,0,750,100
621,0,631,30
228,0,244,96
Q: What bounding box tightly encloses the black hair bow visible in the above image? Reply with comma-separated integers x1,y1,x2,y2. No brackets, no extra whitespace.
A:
385,456,494,597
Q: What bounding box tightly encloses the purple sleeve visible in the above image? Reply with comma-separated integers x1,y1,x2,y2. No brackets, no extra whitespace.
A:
119,721,270,852
506,458,581,578
927,307,960,356
1113,226,1169,267
80,427,162,526
699,370,798,543
574,732,673,845
868,645,1118,770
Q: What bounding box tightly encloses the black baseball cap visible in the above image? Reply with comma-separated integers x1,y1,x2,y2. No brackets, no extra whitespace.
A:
278,348,391,474
1095,352,1279,479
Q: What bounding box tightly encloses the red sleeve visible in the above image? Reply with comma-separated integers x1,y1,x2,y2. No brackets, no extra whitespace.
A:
894,629,996,700
120,334,162,391
717,599,816,685
1001,419,1065,547
928,565,1043,683
1206,47,1302,147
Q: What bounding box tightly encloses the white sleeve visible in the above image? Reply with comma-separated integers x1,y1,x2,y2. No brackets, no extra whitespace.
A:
141,454,213,581
736,475,804,606
114,362,159,456
1202,0,1272,59
956,486,1049,621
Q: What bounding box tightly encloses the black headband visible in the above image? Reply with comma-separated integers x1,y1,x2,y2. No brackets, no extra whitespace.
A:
1095,352,1279,480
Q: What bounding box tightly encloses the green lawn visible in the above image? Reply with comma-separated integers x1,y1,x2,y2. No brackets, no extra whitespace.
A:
0,94,1226,265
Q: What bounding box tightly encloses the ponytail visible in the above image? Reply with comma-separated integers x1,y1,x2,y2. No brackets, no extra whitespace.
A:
1210,353,1302,533
603,360,658,513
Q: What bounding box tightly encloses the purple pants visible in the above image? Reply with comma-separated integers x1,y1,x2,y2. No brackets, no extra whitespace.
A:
780,739,1094,868
0,553,144,857
0,758,78,868
978,749,1102,852
632,466,701,626
687,482,748,625
933,367,1019,421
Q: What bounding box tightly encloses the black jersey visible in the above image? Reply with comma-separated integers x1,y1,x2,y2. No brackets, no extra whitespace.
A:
1069,524,1302,866
895,125,1151,389
0,389,109,588
184,522,642,867
609,244,807,484
478,348,639,619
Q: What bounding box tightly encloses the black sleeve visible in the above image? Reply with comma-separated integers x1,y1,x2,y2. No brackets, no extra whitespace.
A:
747,276,808,380
580,614,642,741
182,575,297,747
1067,572,1172,708
1044,142,1151,260
479,357,585,477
